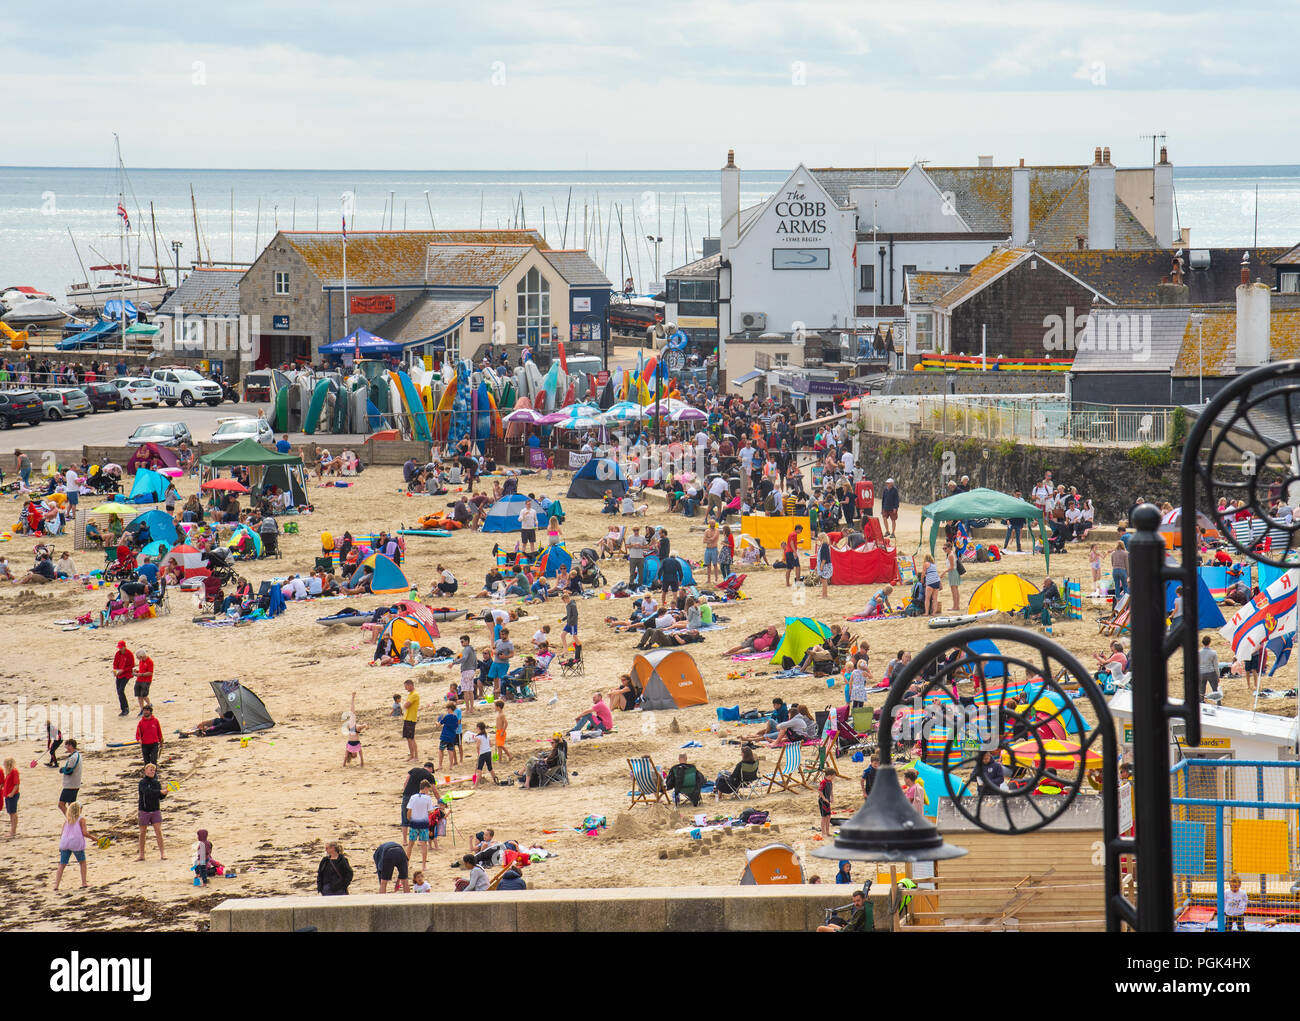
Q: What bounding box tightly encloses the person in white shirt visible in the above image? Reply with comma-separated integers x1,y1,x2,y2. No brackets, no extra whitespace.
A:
1064,505,1082,540
706,474,730,519
404,780,436,867
841,449,855,477
518,503,539,553
1031,481,1050,508
471,722,497,786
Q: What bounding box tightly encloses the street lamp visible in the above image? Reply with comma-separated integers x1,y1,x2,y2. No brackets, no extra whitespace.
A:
645,235,663,290
170,240,182,287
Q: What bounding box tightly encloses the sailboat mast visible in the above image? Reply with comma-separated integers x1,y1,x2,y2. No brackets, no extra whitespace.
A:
150,203,161,285
117,135,126,353
191,186,202,267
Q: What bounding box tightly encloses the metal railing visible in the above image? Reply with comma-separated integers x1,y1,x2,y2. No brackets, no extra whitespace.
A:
855,395,1175,448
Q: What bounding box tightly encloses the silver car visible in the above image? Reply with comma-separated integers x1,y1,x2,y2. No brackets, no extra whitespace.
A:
127,421,194,447
211,416,275,445
38,388,92,420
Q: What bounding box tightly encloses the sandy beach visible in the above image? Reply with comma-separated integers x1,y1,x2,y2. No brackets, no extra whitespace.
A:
0,465,1291,931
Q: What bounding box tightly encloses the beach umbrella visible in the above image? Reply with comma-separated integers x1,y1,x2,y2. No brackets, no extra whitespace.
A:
157,467,184,478
556,415,604,429
1002,738,1103,773
90,502,134,515
669,406,708,422
202,478,249,493
503,408,546,425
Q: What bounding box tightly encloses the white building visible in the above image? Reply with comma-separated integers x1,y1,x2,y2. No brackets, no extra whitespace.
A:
714,146,1181,395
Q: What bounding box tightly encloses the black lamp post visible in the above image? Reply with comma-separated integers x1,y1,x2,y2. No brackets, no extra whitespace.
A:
815,361,1300,931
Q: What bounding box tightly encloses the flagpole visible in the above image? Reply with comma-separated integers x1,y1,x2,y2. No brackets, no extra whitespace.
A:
342,204,349,342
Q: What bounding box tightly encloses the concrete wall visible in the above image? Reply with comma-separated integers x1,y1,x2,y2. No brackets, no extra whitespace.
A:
210,886,894,933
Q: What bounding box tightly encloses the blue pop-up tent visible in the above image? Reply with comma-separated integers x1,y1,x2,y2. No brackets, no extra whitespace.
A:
1165,576,1226,630
643,554,696,588
125,509,179,546
482,493,547,533
320,327,404,356
128,467,169,504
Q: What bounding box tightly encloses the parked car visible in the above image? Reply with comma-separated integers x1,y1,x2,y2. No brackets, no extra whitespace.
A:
82,381,121,412
127,421,193,447
150,368,223,407
37,388,92,420
211,416,275,445
0,389,43,429
242,370,274,403
110,377,162,410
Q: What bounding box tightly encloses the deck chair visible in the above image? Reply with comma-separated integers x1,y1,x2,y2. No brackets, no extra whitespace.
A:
538,745,570,788
627,755,669,807
802,733,844,787
765,742,810,794
1098,593,1132,637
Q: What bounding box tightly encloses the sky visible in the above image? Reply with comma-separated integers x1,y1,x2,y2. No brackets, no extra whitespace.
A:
5,0,1297,169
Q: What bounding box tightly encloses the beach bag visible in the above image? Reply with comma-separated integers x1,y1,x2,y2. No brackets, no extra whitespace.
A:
955,560,966,576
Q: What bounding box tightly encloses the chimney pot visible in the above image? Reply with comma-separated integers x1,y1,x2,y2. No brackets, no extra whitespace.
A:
1094,147,1102,165
725,149,736,168
1019,157,1025,167
1102,146,1111,164
1077,235,1086,250
1159,145,1169,164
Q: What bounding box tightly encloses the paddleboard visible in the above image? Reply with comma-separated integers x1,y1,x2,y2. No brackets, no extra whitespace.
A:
398,370,432,442
303,378,329,435
366,399,383,432
286,383,303,432
397,529,453,537
274,386,289,433
331,380,349,433
927,609,999,629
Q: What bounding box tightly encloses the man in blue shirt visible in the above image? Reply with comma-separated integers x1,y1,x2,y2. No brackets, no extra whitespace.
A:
275,434,292,454
136,560,159,586
437,704,461,770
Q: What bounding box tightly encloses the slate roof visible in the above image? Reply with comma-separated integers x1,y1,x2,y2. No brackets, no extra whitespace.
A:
1068,307,1193,373
376,292,486,347
808,164,1158,248
666,253,722,280
157,267,243,316
1172,307,1300,376
423,244,532,287
275,230,547,287
1272,243,1300,266
904,270,966,305
541,250,611,288
1048,247,1291,305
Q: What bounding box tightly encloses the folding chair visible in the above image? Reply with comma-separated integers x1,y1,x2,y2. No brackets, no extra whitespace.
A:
150,578,171,617
719,761,763,800
559,642,584,677
765,743,809,794
538,746,570,787
626,755,669,807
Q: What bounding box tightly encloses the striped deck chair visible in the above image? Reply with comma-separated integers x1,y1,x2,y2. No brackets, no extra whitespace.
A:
1064,580,1083,621
765,742,809,794
802,733,844,788
1232,518,1269,553
1097,592,1130,636
626,756,669,808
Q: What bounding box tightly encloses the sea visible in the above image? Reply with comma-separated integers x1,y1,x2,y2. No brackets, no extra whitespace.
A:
0,165,1296,301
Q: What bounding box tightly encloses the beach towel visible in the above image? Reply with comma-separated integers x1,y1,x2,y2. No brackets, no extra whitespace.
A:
730,651,770,662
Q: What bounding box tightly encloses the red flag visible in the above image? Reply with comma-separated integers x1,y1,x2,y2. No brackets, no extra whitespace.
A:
557,340,568,373
852,245,857,269
117,202,130,232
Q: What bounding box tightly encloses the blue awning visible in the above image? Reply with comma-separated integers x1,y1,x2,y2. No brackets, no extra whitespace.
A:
731,369,765,386
320,327,404,356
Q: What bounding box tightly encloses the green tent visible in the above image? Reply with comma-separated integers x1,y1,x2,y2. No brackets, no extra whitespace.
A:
920,487,1049,568
198,437,302,468
770,617,833,669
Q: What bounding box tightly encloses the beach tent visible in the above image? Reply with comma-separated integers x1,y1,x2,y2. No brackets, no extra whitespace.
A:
967,573,1040,614
827,545,900,585
160,544,208,579
533,544,573,578
126,443,179,473
481,493,547,533
1165,576,1226,630
632,648,708,710
225,523,263,558
377,614,439,657
642,554,696,587
391,601,442,638
124,508,179,546
964,637,1008,679
199,437,301,468
141,540,169,558
355,553,408,595
261,462,308,506
921,488,1048,568
769,616,833,667
739,844,804,885
209,680,275,734
128,468,169,504
567,457,628,499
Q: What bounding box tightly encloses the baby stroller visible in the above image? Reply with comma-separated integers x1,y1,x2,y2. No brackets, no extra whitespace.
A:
203,547,238,585
577,548,604,587
717,573,747,599
86,468,122,495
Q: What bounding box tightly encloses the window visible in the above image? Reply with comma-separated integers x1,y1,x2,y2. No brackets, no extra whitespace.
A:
959,264,974,273
273,270,289,296
1282,272,1300,294
902,264,917,277
677,278,716,316
773,352,790,367
445,327,460,364
915,313,934,351
666,278,679,302
859,264,875,293
515,267,551,348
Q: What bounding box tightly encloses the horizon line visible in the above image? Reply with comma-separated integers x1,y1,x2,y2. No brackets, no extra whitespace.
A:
2,163,1300,173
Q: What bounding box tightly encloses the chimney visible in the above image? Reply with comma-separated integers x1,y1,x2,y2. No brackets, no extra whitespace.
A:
1088,145,1116,250
1235,252,1271,371
1077,234,1086,250
1011,158,1030,246
720,149,740,257
978,154,994,168
1154,145,1175,247
1094,147,1103,165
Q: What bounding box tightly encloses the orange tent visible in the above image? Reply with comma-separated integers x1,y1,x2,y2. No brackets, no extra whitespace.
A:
631,649,708,710
740,844,804,885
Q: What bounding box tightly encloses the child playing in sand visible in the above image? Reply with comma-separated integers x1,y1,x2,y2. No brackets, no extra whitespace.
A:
411,870,431,893
472,722,497,787
194,828,213,886
494,702,511,763
342,692,367,767
390,694,403,718
863,585,893,617
53,801,94,890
